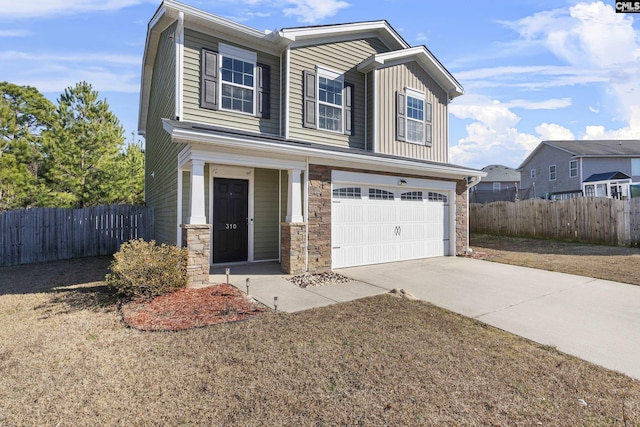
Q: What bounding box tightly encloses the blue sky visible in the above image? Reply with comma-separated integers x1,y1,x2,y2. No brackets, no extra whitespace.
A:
2,0,639,169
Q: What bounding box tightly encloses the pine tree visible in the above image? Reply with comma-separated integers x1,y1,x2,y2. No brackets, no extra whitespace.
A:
44,81,125,207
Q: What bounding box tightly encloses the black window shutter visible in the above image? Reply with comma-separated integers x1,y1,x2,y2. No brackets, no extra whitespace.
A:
425,100,432,146
396,91,406,141
303,70,317,129
257,63,271,119
201,49,218,110
344,82,354,136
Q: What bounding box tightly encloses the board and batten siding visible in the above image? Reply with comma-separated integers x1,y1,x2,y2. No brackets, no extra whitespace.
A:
254,168,280,260
375,61,448,163
145,23,183,245
288,38,389,149
182,29,281,136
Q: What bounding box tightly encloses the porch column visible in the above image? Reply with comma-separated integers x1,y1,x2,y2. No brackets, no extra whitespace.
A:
286,168,304,223
188,159,207,224
281,168,306,274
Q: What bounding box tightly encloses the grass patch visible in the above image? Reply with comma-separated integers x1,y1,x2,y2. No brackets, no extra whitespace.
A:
0,258,639,425
470,233,640,286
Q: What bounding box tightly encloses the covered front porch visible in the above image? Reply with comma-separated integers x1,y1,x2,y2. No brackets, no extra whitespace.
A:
177,143,309,286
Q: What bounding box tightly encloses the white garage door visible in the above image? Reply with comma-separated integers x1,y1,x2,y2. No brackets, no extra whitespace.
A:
332,184,450,269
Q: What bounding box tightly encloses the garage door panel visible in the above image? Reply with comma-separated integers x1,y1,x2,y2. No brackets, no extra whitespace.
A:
332,183,450,269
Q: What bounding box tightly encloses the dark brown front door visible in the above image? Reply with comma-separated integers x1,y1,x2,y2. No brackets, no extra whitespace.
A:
213,178,248,263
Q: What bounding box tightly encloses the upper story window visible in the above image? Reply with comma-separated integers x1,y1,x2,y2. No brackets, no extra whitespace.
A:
397,88,432,146
632,158,640,175
493,182,501,192
303,67,353,136
549,165,557,181
569,160,578,178
200,44,270,119
318,69,343,132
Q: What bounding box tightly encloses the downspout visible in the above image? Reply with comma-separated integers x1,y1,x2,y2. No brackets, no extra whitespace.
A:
279,52,283,136
372,69,377,153
174,11,184,121
364,72,368,151
285,47,291,139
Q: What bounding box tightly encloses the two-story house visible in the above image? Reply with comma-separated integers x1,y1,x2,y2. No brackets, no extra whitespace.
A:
470,165,520,203
139,0,484,286
518,140,640,200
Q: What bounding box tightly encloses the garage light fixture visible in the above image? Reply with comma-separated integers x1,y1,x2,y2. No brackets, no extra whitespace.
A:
398,179,407,186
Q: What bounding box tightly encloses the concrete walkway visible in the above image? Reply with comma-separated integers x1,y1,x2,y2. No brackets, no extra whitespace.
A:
211,258,640,381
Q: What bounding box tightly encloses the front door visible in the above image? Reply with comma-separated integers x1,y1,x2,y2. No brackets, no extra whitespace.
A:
213,178,249,263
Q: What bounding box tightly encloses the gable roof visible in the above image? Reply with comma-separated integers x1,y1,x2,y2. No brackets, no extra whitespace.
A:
518,140,640,170
139,0,464,133
583,171,631,183
357,46,464,100
481,164,520,182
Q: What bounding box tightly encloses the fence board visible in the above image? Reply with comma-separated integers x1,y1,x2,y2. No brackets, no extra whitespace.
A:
0,205,154,266
470,198,640,246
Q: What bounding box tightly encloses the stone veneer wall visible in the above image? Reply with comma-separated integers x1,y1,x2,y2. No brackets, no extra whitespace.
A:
281,223,307,274
307,165,332,273
181,224,211,287
455,179,469,255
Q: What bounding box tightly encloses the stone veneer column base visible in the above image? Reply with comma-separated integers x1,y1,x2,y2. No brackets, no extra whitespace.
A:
181,224,212,288
455,179,469,255
281,222,307,275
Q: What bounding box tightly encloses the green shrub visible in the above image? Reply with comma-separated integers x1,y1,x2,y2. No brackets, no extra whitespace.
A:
106,239,188,299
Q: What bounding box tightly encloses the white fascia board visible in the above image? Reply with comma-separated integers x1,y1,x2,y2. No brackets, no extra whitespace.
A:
164,122,482,181
281,21,408,50
357,47,464,99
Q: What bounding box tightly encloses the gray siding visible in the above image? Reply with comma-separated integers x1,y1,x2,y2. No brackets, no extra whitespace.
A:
183,28,281,135
375,61,448,162
582,158,635,182
254,168,280,260
520,145,576,196
145,23,182,244
288,38,389,148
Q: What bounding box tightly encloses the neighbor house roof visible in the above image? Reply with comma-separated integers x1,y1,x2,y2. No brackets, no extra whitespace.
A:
583,171,631,183
480,164,520,182
518,140,640,170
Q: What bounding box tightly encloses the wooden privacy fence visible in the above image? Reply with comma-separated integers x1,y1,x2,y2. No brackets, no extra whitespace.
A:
0,205,154,266
470,198,640,246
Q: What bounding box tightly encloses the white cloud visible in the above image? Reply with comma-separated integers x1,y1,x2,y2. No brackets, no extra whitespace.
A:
504,98,572,110
415,32,428,42
0,0,151,19
283,0,350,23
535,123,575,140
0,29,32,37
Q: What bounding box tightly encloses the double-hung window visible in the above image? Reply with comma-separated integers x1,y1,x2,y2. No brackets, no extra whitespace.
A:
569,160,578,178
219,44,256,115
397,88,432,145
317,68,344,132
549,165,557,181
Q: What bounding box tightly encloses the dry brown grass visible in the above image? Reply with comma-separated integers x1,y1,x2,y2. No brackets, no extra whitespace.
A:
470,234,640,286
1,256,639,426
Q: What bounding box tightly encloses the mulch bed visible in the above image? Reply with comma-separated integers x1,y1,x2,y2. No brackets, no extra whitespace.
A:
120,284,269,331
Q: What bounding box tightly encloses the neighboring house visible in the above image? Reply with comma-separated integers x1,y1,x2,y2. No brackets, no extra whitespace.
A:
518,140,640,200
139,0,484,286
470,165,520,203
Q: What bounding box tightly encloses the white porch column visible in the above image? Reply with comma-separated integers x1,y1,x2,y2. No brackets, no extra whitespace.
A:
286,168,304,223
188,159,207,224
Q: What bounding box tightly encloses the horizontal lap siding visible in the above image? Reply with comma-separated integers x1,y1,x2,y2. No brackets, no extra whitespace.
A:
376,62,448,162
145,23,182,245
183,29,280,136
254,168,280,260
288,38,388,149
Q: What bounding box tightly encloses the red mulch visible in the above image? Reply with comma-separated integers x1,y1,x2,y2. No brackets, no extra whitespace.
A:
120,284,269,331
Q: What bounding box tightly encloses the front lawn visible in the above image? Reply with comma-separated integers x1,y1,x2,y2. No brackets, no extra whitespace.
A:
0,257,638,425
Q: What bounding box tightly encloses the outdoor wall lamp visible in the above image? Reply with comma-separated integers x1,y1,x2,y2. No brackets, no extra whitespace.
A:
398,179,407,186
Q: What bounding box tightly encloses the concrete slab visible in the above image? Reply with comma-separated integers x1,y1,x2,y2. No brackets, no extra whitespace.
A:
337,257,640,381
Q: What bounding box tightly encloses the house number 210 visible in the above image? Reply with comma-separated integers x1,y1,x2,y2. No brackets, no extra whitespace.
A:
225,224,237,230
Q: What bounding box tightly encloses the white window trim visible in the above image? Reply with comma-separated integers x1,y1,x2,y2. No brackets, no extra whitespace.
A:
316,66,345,134
569,160,578,178
549,164,557,181
218,43,257,116
405,87,427,145
493,182,501,192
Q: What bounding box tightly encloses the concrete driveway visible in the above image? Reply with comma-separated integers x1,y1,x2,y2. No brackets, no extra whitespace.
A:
336,257,640,381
